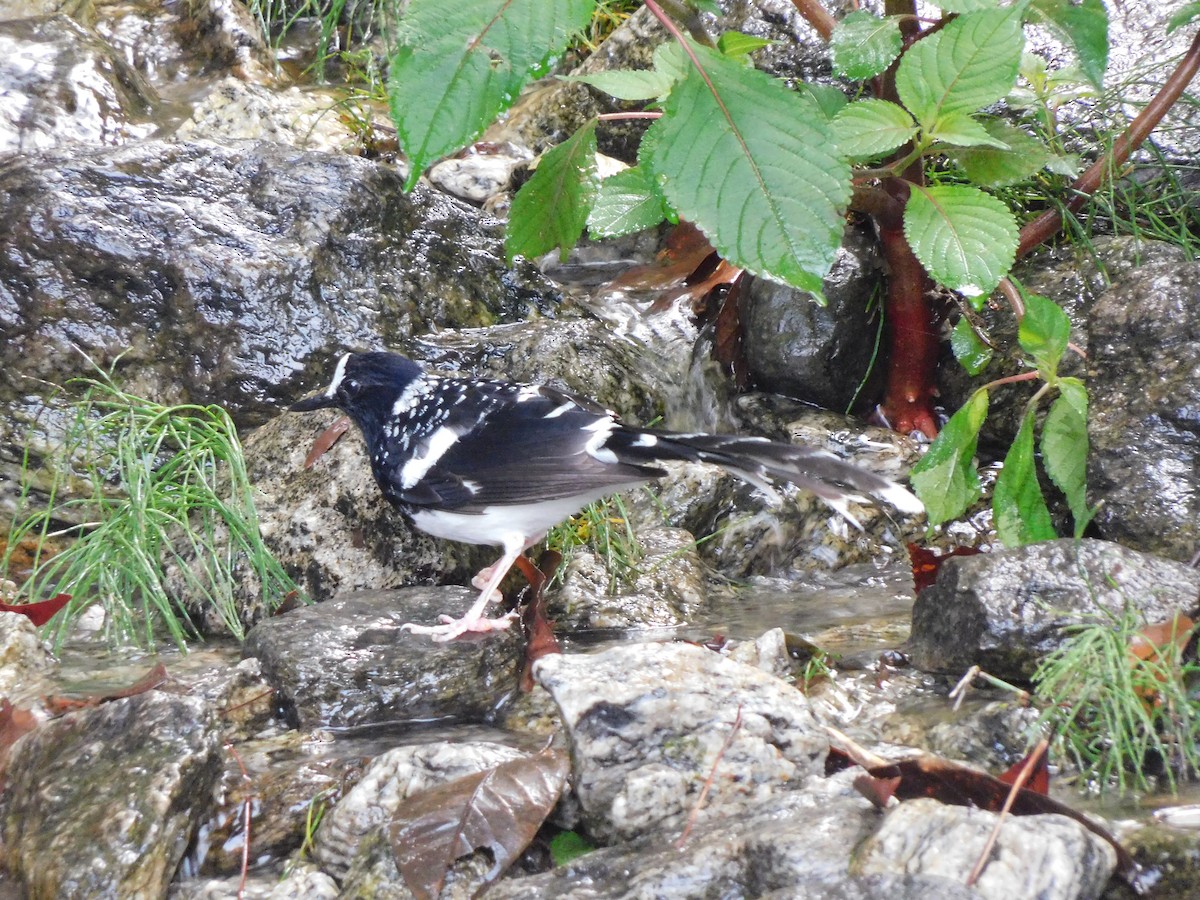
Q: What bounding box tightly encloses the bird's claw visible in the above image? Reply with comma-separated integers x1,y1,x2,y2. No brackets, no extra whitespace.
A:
400,610,519,642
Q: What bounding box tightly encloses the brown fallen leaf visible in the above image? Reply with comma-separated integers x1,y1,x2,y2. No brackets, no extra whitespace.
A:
0,699,39,789
389,749,571,900
43,662,171,715
304,415,352,469
907,543,983,594
0,592,72,627
518,551,562,693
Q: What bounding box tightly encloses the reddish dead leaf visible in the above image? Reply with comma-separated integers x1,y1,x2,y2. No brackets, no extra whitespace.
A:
0,592,72,627
829,747,1137,883
518,551,562,692
997,743,1051,796
710,272,750,390
1128,612,1195,707
304,415,351,469
606,222,713,293
273,590,304,616
853,772,902,809
388,749,571,900
907,543,983,593
0,699,39,789
43,662,171,715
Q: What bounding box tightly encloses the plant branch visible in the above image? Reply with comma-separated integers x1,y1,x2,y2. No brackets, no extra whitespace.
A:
1017,29,1200,258
790,0,837,42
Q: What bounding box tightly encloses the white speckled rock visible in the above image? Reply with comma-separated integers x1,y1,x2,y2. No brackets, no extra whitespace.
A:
534,641,826,843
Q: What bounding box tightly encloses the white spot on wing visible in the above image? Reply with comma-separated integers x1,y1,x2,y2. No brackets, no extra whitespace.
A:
631,434,658,447
517,385,542,402
544,402,575,419
400,425,460,489
583,417,618,464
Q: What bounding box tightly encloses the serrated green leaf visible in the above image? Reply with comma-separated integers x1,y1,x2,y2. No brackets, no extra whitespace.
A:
953,120,1052,186
951,317,993,375
830,11,904,80
933,0,999,10
994,409,1057,546
895,6,1025,128
904,184,1019,301
911,389,989,524
587,166,668,237
506,119,599,262
1045,153,1082,177
688,0,722,13
796,83,849,120
1042,378,1089,531
389,0,596,190
717,31,774,59
642,43,851,296
653,41,689,86
1168,2,1200,35
832,99,917,159
1030,0,1108,89
1018,293,1071,379
930,111,1010,148
563,68,676,101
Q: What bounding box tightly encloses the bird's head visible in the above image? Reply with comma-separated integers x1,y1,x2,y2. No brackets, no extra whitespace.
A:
291,351,424,428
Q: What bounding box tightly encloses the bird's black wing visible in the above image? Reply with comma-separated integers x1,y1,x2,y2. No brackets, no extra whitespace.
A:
394,382,660,511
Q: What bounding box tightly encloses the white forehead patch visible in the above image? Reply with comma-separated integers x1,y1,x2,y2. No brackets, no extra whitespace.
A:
324,352,351,397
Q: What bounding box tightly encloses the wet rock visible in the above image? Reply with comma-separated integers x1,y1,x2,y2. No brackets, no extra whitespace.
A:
907,539,1200,680
428,142,535,206
534,641,826,843
854,797,1116,900
741,222,883,411
242,589,523,730
630,400,920,577
0,138,560,508
173,655,277,743
172,864,340,900
923,701,1043,773
0,609,58,707
0,0,93,21
1087,253,1200,562
175,77,365,152
491,773,982,900
0,691,222,899
194,730,368,877
313,741,528,880
549,526,708,630
937,237,1186,453
0,15,158,152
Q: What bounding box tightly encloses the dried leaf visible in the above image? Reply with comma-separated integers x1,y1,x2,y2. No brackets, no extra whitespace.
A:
907,543,983,593
997,743,1051,796
0,593,72,627
389,749,570,899
304,415,352,469
711,271,749,389
518,551,562,692
43,662,171,715
0,699,39,788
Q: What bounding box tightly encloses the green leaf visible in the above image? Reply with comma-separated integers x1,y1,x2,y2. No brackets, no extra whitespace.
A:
911,389,989,524
1042,378,1089,531
1030,0,1108,89
952,120,1052,186
832,99,917,159
1018,293,1071,380
563,69,675,101
929,111,1011,148
932,0,999,10
1168,2,1200,34
506,119,599,262
796,83,849,120
653,41,689,87
717,31,774,59
951,317,993,375
549,830,594,866
895,6,1026,128
587,166,668,237
994,409,1057,546
904,184,1019,301
830,11,904,80
642,43,851,297
389,0,596,190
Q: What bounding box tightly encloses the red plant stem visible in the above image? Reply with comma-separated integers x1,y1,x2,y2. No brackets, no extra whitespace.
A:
966,738,1050,887
596,112,663,121
1017,29,1200,258
789,0,836,41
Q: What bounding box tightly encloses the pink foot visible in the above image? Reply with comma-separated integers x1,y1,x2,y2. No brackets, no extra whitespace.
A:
400,610,519,642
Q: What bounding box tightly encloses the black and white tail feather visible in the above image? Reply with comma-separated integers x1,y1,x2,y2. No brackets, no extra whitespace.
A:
291,351,922,640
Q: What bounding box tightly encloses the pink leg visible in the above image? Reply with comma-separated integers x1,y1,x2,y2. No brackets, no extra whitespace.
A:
401,544,523,642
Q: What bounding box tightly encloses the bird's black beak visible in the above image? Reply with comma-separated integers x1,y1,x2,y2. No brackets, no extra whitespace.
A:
290,393,337,412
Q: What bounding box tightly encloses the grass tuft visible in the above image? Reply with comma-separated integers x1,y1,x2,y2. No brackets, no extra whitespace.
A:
2,367,300,650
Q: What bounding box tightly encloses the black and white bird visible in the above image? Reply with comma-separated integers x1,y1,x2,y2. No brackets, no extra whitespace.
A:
291,351,922,641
